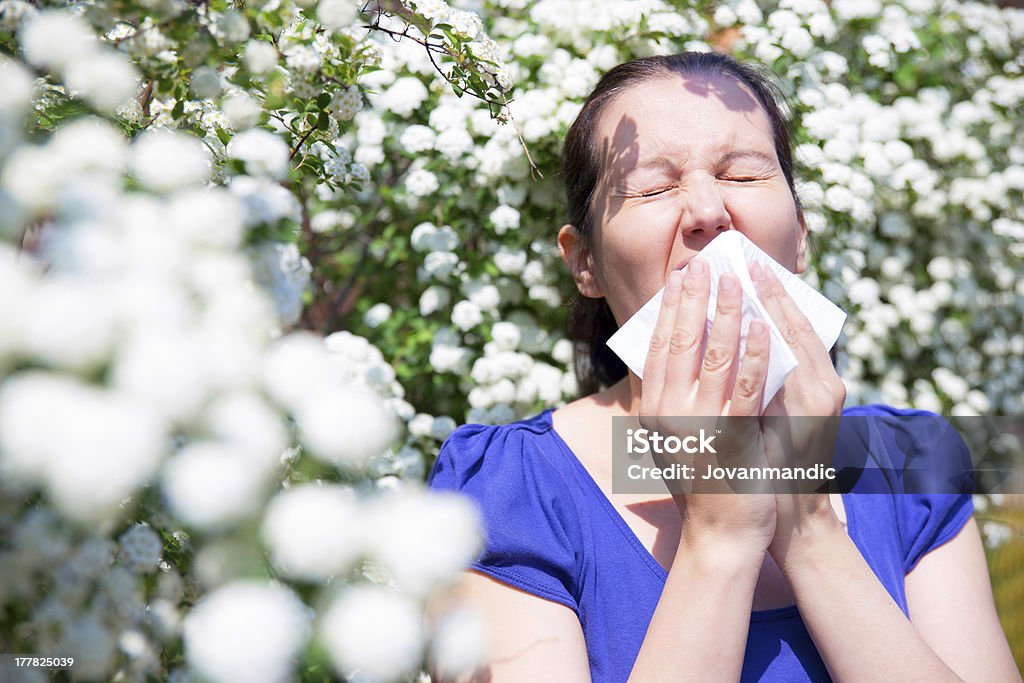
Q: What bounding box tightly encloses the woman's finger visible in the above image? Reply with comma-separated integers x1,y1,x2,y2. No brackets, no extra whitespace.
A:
752,263,834,380
661,259,711,407
728,318,770,416
639,268,684,415
692,271,743,412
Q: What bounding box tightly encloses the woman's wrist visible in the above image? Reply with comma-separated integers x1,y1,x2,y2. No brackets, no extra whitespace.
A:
769,507,846,574
676,524,771,577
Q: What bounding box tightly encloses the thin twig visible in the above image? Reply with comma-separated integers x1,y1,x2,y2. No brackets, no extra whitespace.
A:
139,80,155,119
363,19,508,108
290,125,317,160
502,92,542,180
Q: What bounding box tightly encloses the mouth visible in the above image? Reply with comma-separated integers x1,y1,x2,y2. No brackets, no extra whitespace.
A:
673,259,691,272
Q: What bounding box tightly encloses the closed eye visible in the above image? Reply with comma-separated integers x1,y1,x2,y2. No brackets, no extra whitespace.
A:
719,176,761,183
637,186,675,198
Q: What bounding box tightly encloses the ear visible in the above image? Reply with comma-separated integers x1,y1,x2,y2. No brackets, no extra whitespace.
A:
794,209,809,274
557,224,604,298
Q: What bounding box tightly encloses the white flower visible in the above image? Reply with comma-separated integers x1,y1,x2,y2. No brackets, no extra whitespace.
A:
445,10,481,38
0,56,34,114
452,299,483,331
19,10,95,71
317,0,358,30
23,277,117,371
381,76,429,117
118,524,163,574
131,129,212,192
471,281,502,311
420,285,451,315
61,612,117,679
408,412,435,438
412,0,450,22
714,5,737,26
248,242,312,326
332,86,362,121
263,332,335,411
167,187,245,249
320,584,424,681
430,344,469,373
294,384,400,468
489,204,520,234
0,373,167,523
347,161,370,183
111,329,212,423
400,124,436,153
190,66,222,99
222,91,261,130
490,321,521,351
431,415,457,440
184,581,311,683
432,607,489,679
363,302,392,327
228,129,291,179
284,44,321,75
405,168,439,197
65,51,141,113
243,40,278,74
214,11,250,44
552,338,573,365
163,442,270,530
364,487,482,595
436,127,474,160
411,222,438,252
261,484,363,581
204,392,288,472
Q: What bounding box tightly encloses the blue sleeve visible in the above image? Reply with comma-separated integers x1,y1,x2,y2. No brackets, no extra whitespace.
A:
427,423,581,612
885,409,975,573
897,492,974,573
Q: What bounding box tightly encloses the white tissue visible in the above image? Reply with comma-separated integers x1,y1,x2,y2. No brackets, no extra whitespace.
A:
606,231,846,412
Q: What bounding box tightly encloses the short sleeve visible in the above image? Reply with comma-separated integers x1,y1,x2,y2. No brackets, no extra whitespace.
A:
896,492,973,573
427,422,581,612
885,409,975,573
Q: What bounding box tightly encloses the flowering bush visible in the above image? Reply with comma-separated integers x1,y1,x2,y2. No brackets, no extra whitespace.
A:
1,0,1022,680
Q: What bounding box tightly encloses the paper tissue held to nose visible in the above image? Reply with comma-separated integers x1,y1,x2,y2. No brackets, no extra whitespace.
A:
605,231,847,412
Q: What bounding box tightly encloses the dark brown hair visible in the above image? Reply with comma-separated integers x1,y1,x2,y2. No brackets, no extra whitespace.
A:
561,51,803,396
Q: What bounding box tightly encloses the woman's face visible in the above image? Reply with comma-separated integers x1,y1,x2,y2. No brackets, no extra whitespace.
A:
562,72,807,326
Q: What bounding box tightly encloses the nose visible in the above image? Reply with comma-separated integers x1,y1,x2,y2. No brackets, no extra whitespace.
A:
677,175,732,245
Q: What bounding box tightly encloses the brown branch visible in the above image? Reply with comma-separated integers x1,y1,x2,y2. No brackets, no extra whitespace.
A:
139,80,155,119
502,93,542,181
290,125,317,160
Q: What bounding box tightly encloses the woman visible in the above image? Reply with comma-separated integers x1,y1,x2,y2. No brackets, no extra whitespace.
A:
427,52,1019,682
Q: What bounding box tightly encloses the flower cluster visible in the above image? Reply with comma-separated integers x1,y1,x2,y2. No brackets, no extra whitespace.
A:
0,1,500,680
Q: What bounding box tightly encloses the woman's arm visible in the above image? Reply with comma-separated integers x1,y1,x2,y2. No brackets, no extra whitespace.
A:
626,528,765,682
426,570,592,682
755,264,1019,681
776,513,1021,682
905,517,1021,682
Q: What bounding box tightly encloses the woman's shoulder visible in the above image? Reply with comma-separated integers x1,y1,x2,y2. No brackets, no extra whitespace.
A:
427,407,577,494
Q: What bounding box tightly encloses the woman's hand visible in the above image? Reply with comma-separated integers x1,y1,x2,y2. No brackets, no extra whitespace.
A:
638,259,777,558
750,263,846,566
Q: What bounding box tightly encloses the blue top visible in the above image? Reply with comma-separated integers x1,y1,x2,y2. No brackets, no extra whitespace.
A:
427,404,974,682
